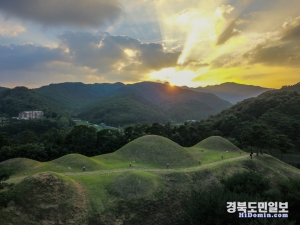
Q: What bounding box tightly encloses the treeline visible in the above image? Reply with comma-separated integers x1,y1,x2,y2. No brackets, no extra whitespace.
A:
0,117,296,163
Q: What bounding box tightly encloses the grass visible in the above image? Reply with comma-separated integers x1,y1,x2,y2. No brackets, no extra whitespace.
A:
108,170,161,200
0,171,88,225
70,173,118,213
194,136,241,152
1,140,300,225
116,135,198,168
187,136,244,164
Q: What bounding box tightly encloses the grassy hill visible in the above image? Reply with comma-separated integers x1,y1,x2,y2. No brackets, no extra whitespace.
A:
0,172,88,225
194,136,241,152
1,135,300,224
116,135,198,167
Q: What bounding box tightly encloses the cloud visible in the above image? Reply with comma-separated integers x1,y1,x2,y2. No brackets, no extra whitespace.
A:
0,0,122,28
210,53,242,68
243,43,300,67
281,16,300,41
0,18,25,37
0,43,65,70
216,5,235,20
216,20,241,45
179,59,209,68
58,31,181,73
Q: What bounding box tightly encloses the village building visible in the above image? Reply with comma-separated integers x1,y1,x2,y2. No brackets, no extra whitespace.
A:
19,111,44,120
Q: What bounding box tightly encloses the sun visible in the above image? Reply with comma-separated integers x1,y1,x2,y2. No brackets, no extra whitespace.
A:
148,67,202,87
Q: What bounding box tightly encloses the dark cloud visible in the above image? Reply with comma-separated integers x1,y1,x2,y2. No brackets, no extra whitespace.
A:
216,20,241,45
58,31,181,73
0,43,65,70
281,16,300,41
243,43,300,67
138,43,180,70
0,0,122,28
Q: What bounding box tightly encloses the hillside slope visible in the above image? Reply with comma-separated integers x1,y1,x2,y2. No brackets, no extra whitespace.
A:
0,87,66,118
34,82,124,114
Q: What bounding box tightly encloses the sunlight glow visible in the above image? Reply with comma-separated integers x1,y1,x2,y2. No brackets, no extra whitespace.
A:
149,68,203,87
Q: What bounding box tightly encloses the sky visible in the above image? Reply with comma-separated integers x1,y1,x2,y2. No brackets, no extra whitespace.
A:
0,0,300,88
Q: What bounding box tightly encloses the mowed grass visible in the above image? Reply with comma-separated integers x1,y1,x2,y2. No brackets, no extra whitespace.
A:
2,135,248,179
3,154,104,177
187,136,245,164
115,135,198,168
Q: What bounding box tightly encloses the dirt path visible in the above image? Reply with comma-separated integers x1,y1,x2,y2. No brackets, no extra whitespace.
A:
63,155,249,175
7,155,249,182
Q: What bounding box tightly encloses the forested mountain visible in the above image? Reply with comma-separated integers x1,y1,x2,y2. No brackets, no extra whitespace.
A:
34,82,125,114
197,83,300,154
0,87,67,118
188,82,271,104
79,82,232,126
0,87,8,92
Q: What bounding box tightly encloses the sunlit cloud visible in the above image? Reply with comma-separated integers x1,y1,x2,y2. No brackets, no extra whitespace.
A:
0,18,26,37
1,0,300,88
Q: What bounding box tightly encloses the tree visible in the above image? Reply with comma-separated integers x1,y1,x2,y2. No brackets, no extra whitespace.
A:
65,125,98,156
274,134,294,161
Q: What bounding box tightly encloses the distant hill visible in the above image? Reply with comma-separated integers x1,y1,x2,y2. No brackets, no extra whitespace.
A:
34,82,125,114
0,87,9,92
0,86,66,118
79,82,232,126
188,82,272,104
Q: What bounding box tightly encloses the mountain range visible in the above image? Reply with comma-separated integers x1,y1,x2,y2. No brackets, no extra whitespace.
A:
0,81,272,125
186,82,272,104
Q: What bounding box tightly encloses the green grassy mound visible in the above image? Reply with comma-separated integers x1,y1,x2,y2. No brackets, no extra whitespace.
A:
0,172,88,225
116,135,198,167
194,136,241,152
108,170,160,199
0,158,41,175
50,153,103,172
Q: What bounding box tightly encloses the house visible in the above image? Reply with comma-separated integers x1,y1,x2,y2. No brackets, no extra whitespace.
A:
19,111,44,120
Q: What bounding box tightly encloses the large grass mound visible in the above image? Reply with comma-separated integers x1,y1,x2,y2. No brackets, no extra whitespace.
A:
50,153,103,172
0,172,88,225
116,135,197,167
108,170,160,199
0,158,41,175
194,136,241,152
